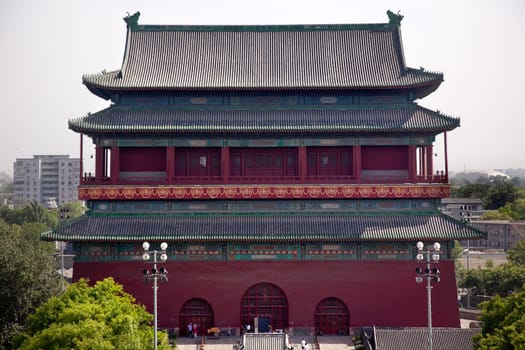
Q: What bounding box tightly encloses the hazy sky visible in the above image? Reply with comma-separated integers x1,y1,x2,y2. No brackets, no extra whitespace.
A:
1,0,524,175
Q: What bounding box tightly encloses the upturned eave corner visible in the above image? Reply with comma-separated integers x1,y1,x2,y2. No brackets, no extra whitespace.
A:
123,11,141,30
387,10,404,27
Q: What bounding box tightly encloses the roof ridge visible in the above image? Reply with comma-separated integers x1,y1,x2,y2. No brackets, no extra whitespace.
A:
109,103,422,112
131,23,394,33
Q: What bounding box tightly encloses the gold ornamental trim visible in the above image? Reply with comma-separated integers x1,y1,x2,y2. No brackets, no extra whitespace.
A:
78,184,450,200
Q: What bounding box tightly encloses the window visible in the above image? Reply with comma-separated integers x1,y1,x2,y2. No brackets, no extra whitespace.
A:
307,147,353,177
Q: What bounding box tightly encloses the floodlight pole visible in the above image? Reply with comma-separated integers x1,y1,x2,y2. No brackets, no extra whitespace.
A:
415,241,441,350
142,242,168,350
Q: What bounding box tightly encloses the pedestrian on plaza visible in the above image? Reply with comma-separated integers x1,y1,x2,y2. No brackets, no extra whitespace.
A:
193,323,198,338
301,338,307,350
187,322,193,338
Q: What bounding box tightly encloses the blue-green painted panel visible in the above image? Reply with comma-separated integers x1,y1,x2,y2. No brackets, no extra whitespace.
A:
229,243,300,260
305,243,358,260
361,242,413,260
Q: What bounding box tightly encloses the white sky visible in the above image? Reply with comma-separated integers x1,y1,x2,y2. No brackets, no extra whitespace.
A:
1,0,524,175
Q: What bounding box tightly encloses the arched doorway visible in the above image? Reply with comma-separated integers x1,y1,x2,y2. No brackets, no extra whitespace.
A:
179,298,214,337
241,283,288,332
314,297,349,336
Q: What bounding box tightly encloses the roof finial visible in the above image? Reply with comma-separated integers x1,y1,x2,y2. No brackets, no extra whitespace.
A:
123,11,141,29
387,10,403,26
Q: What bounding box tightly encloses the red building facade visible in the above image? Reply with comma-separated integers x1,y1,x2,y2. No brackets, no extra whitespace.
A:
44,11,485,336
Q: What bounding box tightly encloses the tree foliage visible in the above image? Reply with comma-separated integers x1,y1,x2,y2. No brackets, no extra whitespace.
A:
0,219,61,349
13,278,171,350
59,201,86,220
461,262,525,297
452,177,525,219
484,182,519,210
473,287,525,349
507,240,525,266
453,183,490,201
0,202,57,228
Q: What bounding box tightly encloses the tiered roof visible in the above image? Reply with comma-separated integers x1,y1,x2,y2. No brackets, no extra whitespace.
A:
43,212,485,243
69,104,459,137
83,13,442,98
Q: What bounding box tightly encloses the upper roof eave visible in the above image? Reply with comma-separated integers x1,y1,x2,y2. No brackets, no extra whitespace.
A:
82,16,444,97
82,70,443,96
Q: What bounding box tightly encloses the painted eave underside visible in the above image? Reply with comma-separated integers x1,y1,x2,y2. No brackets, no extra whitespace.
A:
43,212,486,243
82,23,442,96
68,105,459,136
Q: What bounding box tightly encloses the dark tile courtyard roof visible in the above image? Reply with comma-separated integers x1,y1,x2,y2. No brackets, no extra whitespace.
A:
69,104,459,136
43,212,486,243
83,20,442,96
373,327,480,350
244,334,286,350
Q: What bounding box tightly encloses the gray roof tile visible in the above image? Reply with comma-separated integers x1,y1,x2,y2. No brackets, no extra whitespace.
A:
83,23,442,94
373,327,480,350
69,105,459,136
43,212,486,243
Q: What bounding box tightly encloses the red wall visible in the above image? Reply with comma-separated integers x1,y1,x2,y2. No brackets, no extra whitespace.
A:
74,260,460,331
361,146,408,170
120,147,166,171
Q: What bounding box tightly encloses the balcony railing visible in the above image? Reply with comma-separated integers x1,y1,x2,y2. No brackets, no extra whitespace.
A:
80,171,447,186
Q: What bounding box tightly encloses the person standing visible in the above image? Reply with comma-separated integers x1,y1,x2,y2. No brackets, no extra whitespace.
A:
193,323,198,338
187,322,193,338
301,338,307,350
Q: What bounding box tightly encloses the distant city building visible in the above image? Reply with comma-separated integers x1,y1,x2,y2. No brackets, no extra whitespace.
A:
13,155,80,207
451,170,510,182
440,198,525,251
471,220,525,251
439,198,484,221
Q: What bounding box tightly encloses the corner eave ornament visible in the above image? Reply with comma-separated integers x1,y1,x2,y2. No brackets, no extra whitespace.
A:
124,11,141,29
387,10,403,26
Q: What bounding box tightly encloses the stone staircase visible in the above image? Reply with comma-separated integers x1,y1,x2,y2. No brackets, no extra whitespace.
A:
175,334,354,350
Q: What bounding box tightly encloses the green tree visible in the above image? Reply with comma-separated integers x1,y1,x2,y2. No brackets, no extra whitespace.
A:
480,210,512,220
13,278,171,350
460,262,525,297
59,201,86,220
0,203,57,228
508,240,525,266
0,219,61,349
452,182,490,200
485,182,519,210
473,287,525,349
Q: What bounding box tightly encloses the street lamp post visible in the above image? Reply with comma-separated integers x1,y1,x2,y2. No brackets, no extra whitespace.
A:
460,205,472,308
142,241,168,350
459,205,472,270
415,241,441,350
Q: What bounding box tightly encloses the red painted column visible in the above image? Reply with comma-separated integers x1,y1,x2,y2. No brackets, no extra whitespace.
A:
221,147,230,183
110,146,120,184
80,133,84,181
408,145,416,183
166,147,175,183
95,146,105,181
426,145,434,180
298,146,307,182
444,132,449,183
353,145,361,182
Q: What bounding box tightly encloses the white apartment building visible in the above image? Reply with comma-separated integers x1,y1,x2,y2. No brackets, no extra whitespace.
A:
13,155,80,207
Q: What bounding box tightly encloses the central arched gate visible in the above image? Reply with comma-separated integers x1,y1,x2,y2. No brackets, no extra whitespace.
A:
241,283,289,332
